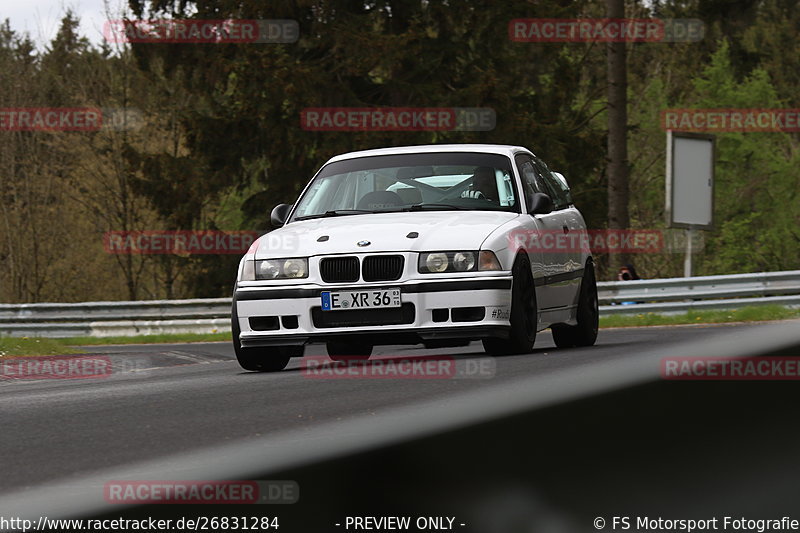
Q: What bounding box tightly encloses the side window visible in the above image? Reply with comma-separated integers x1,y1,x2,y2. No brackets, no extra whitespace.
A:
533,157,570,210
548,172,573,206
515,154,547,211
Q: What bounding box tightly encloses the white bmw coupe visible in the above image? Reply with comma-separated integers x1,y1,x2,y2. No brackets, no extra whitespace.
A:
232,144,598,371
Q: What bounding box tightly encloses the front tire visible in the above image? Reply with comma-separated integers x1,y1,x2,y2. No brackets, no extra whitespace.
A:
482,255,537,356
231,299,301,372
235,346,298,372
551,261,599,348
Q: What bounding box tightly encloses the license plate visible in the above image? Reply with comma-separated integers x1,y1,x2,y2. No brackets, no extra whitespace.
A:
321,288,401,311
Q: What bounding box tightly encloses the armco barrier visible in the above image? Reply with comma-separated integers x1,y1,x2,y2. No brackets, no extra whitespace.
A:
598,269,800,315
1,270,799,337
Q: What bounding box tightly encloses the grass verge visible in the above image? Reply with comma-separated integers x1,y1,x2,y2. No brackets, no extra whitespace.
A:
0,337,80,357
0,332,231,358
600,304,800,328
63,332,232,346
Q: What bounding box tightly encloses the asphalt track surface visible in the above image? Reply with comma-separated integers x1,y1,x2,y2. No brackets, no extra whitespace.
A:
0,322,774,495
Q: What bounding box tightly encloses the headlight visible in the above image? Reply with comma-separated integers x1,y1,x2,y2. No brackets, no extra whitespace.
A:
452,252,476,271
258,260,282,279
419,251,479,274
281,258,308,278
425,252,449,273
241,258,309,280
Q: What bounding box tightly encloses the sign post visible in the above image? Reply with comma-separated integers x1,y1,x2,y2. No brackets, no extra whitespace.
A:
666,131,715,277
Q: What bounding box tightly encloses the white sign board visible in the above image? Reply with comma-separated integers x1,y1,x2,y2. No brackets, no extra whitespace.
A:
666,131,715,229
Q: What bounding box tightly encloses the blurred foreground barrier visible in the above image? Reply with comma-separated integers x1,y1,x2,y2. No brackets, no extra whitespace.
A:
2,319,800,527
1,270,799,337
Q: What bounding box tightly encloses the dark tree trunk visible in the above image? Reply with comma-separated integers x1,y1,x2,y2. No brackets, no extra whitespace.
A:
606,0,630,270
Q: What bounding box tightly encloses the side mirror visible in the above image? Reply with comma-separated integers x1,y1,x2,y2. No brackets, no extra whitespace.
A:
528,193,554,215
270,204,292,228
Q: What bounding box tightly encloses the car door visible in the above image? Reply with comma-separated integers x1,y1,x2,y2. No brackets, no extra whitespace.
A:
532,156,585,306
514,153,565,311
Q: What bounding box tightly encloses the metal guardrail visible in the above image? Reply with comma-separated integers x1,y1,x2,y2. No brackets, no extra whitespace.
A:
0,298,232,338
599,269,800,303
598,269,800,315
1,270,798,337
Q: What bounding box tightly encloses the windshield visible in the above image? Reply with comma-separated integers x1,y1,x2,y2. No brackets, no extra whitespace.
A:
289,152,519,221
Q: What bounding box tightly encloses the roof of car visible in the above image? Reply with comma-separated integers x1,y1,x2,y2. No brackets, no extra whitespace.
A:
325,144,532,164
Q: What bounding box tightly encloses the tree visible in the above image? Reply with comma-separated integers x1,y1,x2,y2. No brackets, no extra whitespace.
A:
605,0,630,271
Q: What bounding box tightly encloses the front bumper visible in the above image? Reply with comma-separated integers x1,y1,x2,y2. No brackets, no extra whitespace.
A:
235,276,513,347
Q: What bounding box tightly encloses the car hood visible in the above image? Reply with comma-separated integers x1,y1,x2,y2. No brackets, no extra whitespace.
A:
254,211,519,257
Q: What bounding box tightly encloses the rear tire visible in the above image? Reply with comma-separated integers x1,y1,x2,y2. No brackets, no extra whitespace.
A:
551,262,599,348
327,341,373,361
482,255,537,356
231,298,301,372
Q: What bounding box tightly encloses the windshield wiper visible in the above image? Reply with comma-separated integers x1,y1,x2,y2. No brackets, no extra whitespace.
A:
294,209,374,221
404,203,469,211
